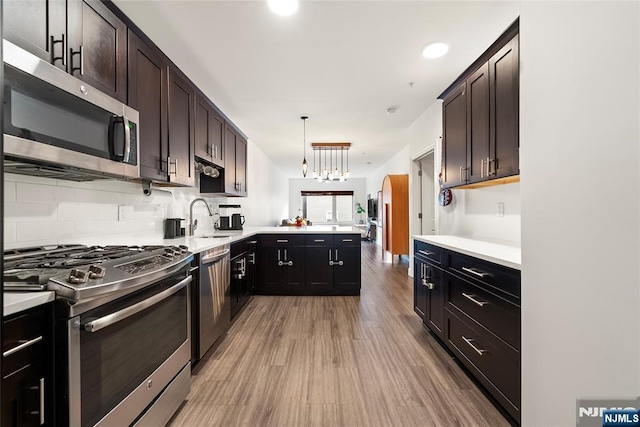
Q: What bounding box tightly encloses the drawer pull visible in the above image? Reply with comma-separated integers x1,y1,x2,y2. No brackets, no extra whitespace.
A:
3,336,43,357
418,250,434,256
276,239,288,243
422,280,434,290
342,239,353,242
462,292,488,307
462,266,489,278
462,336,486,356
314,239,325,242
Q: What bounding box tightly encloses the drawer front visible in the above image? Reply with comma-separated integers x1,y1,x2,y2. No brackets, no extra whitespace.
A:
446,273,520,350
3,307,47,375
445,309,520,421
305,235,331,246
334,234,360,247
414,240,443,265
447,251,520,301
261,234,305,246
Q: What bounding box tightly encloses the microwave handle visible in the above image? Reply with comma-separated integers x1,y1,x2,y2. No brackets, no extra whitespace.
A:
123,116,131,163
108,115,125,161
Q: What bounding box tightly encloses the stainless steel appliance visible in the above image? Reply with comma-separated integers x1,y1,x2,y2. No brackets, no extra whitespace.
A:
4,244,193,427
197,245,230,359
2,40,139,181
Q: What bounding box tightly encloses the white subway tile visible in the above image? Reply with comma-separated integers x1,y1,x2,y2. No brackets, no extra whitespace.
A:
16,182,74,203
16,221,73,241
99,204,119,221
74,188,116,204
3,222,17,243
57,203,103,221
4,181,16,202
4,239,58,250
4,173,56,185
4,202,57,222
74,220,115,237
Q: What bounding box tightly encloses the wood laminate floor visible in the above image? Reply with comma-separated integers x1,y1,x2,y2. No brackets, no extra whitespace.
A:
170,243,510,426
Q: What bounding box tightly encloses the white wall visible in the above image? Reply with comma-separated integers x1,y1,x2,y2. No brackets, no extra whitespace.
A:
288,178,366,224
520,2,640,426
3,141,288,248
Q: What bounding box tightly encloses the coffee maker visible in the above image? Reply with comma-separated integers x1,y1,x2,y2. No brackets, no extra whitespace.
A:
215,204,245,231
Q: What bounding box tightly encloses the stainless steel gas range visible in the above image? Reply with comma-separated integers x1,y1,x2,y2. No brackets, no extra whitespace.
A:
4,244,194,427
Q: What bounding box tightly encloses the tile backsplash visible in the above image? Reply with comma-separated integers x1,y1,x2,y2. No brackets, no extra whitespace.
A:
4,173,227,249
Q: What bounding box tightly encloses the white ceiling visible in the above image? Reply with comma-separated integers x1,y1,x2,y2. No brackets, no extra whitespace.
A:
113,0,520,178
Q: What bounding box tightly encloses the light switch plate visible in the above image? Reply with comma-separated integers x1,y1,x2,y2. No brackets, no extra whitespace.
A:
497,202,505,217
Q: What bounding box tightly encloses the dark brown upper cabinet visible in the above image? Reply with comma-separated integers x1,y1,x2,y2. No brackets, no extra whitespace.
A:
439,19,519,189
489,34,519,179
167,66,196,187
200,123,247,196
3,0,67,70
442,83,468,187
5,0,127,103
195,92,225,168
67,0,127,103
127,29,168,182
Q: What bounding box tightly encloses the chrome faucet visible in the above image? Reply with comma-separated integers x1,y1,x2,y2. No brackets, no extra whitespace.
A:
189,198,214,236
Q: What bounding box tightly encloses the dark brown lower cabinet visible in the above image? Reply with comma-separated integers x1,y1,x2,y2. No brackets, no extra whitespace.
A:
2,303,54,427
413,239,521,424
256,234,361,296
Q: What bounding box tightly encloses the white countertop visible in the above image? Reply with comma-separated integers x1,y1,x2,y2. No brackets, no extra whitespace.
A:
413,235,521,270
4,291,55,317
127,226,363,254
3,226,362,314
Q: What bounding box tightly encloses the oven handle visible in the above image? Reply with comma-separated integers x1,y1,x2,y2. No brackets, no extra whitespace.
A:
83,275,192,333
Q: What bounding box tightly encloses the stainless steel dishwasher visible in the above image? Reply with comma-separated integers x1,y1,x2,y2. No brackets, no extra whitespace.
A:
198,244,230,359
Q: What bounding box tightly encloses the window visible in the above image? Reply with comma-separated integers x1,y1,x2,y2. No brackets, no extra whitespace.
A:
301,191,354,224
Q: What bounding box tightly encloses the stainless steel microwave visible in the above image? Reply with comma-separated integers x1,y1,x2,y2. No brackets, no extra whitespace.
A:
2,40,140,181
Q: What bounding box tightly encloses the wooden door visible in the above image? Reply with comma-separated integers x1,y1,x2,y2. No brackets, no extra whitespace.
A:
425,264,445,340
3,0,66,69
224,126,237,194
195,92,224,167
466,63,490,184
442,83,467,187
305,246,333,292
236,136,247,196
413,258,427,319
333,246,361,289
67,0,127,102
128,30,168,182
168,67,195,186
489,34,519,179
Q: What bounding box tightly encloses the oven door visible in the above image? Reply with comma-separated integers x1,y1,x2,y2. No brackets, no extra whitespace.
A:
67,272,191,427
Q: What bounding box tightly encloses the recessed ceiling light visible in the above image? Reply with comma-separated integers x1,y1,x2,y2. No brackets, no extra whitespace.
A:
422,42,449,59
268,0,299,16
386,106,397,114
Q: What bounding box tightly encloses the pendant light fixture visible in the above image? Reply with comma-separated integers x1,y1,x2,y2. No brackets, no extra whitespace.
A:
310,142,352,182
301,116,308,177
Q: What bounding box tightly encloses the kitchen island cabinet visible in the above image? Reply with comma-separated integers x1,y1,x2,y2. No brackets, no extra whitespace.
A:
254,231,361,296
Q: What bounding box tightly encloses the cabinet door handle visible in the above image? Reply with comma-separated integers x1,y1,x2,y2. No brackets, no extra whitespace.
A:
278,261,284,266
337,261,344,266
51,34,66,66
70,45,84,75
335,249,338,261
461,267,489,278
462,292,488,307
418,250,433,257
287,261,293,267
284,249,288,261
459,166,464,183
480,159,485,178
329,261,334,266
3,336,43,357
488,158,496,176
328,250,332,262
277,249,281,262
422,280,434,290
39,377,45,425
276,239,288,243
462,336,486,356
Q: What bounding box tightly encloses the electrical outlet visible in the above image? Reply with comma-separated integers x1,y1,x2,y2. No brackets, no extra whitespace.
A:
118,205,126,222
497,202,505,217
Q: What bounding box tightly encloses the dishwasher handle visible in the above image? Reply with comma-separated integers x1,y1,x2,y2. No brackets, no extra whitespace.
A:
201,249,230,265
